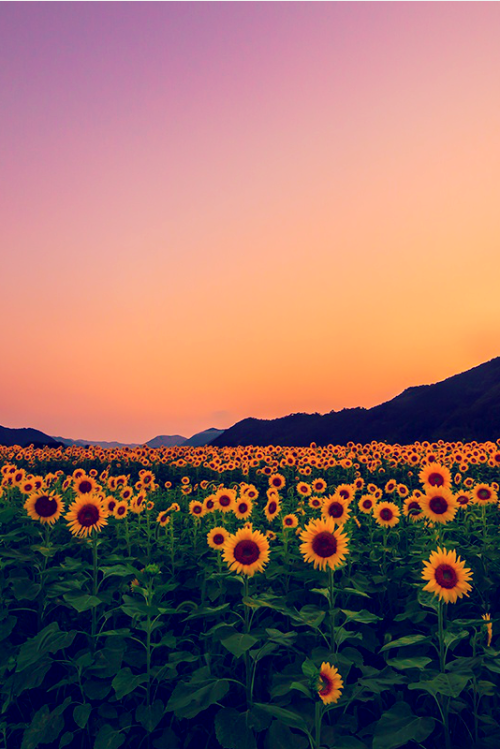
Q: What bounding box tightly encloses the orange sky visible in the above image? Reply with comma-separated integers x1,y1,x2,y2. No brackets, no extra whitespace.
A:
1,4,500,441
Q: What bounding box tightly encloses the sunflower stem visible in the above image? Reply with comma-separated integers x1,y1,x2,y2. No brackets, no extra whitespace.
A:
437,599,451,749
91,533,99,653
314,700,323,749
328,566,336,653
243,575,252,705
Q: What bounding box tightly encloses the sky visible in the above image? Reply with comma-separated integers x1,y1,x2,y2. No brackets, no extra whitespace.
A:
1,3,500,442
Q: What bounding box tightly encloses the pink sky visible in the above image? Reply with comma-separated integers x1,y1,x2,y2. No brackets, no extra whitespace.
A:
1,3,499,441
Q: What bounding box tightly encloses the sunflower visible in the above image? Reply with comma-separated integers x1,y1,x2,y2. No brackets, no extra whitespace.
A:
317,662,343,705
299,517,349,571
222,527,270,577
472,483,498,505
113,501,128,519
422,547,473,603
264,497,281,523
358,494,376,514
25,491,64,525
296,481,312,497
335,484,354,503
203,495,216,513
419,463,452,491
455,490,472,508
66,494,108,537
120,486,133,501
104,496,117,514
215,488,236,513
373,501,400,528
234,498,253,520
308,496,323,510
420,489,457,524
384,480,397,494
403,495,423,521
282,513,299,529
321,495,350,525
74,475,98,496
268,473,286,491
189,500,205,518
207,526,229,550
311,478,327,494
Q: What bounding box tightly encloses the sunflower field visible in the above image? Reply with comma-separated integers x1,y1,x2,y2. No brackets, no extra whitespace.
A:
1,439,500,749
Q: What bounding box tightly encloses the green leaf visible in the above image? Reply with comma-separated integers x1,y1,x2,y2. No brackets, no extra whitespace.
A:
379,634,430,653
21,697,71,749
94,725,126,749
341,587,371,599
73,704,92,729
373,702,435,749
59,733,73,748
341,609,381,624
386,657,433,670
135,700,164,733
252,704,310,735
221,633,258,658
265,721,309,749
16,623,76,672
166,674,229,719
112,667,148,700
301,659,319,678
63,592,102,612
408,672,470,698
215,708,257,749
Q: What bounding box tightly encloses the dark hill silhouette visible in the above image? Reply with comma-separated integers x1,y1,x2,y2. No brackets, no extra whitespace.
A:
212,357,500,446
0,425,63,448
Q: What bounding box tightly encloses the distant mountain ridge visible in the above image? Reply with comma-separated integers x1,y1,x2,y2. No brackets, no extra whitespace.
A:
212,357,500,447
0,426,63,448
53,428,224,449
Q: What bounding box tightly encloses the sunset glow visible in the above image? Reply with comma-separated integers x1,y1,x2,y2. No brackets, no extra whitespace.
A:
2,3,500,441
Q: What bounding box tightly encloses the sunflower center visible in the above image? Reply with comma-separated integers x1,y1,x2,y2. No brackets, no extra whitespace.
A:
206,499,214,509
213,533,224,545
428,472,444,486
380,508,393,521
429,496,448,514
477,488,491,500
238,503,248,514
435,563,458,589
457,495,469,505
363,500,372,508
117,506,126,515
108,500,116,511
339,490,349,499
233,539,260,565
268,501,277,514
77,504,100,527
193,505,202,514
328,502,344,518
318,673,332,695
408,501,421,514
34,495,58,518
272,478,281,487
312,531,337,558
219,495,231,507
78,480,92,494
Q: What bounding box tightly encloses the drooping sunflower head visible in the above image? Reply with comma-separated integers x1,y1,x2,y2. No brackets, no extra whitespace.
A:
373,501,401,528
420,489,457,524
25,491,64,525
66,493,108,537
299,516,349,571
422,547,473,603
222,527,270,577
317,662,343,705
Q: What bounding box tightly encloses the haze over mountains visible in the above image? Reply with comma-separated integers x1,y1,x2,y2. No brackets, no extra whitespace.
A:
2,358,500,449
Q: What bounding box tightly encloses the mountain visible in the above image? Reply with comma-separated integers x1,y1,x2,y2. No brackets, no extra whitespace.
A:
0,425,63,448
212,357,500,447
146,435,187,448
181,427,225,447
54,437,142,449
